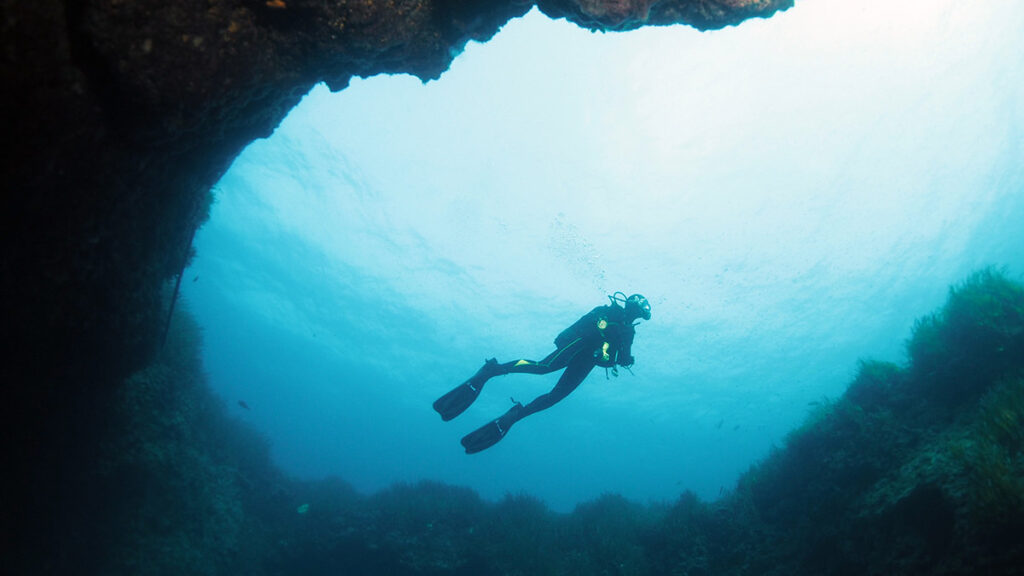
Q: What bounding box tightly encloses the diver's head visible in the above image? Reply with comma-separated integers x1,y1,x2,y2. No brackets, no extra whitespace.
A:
625,294,651,321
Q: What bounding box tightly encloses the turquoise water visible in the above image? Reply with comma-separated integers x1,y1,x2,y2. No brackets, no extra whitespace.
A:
182,0,1024,512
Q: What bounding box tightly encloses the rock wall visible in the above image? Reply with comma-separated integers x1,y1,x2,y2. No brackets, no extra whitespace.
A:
2,0,792,390
1,1,790,572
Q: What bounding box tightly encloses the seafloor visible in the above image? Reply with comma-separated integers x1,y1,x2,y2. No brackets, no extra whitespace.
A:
84,269,1024,575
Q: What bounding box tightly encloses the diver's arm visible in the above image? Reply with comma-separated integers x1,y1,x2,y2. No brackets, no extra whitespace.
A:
617,326,636,367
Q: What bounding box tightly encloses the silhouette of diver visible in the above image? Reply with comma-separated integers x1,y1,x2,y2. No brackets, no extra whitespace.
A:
434,292,651,454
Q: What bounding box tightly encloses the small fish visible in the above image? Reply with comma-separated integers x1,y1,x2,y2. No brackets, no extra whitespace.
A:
296,503,310,514
192,275,199,282
238,400,250,410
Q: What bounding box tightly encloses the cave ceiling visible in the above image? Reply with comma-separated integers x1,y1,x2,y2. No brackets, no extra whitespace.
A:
1,0,792,387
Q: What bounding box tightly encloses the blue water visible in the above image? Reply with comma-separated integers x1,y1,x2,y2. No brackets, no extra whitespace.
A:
182,0,1024,512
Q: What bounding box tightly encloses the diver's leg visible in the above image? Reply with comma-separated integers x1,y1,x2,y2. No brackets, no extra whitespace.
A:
437,342,582,422
460,352,594,454
518,356,595,419
501,338,587,375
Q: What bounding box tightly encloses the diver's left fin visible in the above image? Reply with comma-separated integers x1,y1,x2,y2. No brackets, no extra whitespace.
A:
433,381,482,422
433,358,502,421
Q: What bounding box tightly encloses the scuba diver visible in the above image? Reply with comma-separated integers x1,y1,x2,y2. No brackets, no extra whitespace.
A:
433,292,652,454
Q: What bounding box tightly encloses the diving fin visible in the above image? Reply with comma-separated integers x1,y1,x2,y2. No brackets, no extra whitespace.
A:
433,382,482,422
460,402,524,454
433,358,502,421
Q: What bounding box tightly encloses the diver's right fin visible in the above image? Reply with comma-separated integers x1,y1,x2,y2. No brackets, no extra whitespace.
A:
432,358,502,421
460,401,524,454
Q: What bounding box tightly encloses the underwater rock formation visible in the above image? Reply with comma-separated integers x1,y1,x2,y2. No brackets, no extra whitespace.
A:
2,0,795,391
2,1,791,573
74,269,1024,575
538,0,791,31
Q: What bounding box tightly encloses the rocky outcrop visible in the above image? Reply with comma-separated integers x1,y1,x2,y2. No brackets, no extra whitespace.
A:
54,270,1024,575
1,0,792,391
1,1,790,573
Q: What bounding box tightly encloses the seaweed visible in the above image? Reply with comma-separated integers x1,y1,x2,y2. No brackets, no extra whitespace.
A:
906,267,1024,411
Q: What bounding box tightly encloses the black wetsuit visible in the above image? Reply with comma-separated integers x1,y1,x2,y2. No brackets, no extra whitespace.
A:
499,304,637,419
